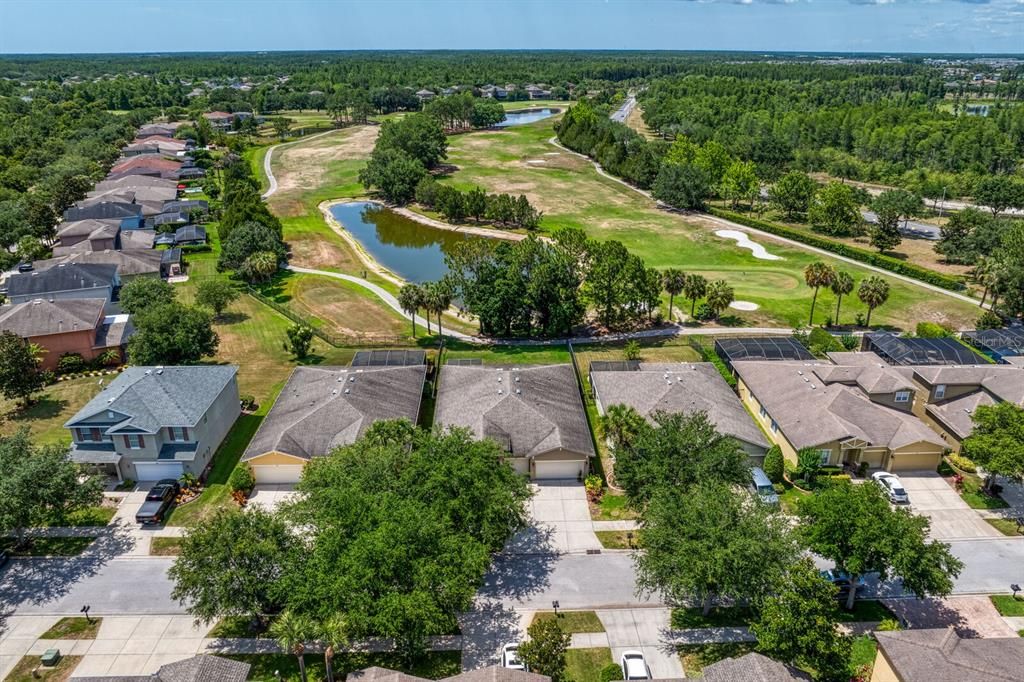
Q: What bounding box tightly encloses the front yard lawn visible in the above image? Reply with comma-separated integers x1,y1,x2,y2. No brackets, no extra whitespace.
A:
991,595,1024,617
849,635,878,676
678,642,756,677
44,505,116,527
5,655,82,682
590,492,637,521
532,610,605,634
40,617,102,640
566,647,614,682
0,536,95,556
778,481,810,514
671,606,755,629
955,474,1009,510
836,600,895,623
595,530,638,549
226,650,461,682
984,517,1024,536
208,615,273,639
149,537,183,556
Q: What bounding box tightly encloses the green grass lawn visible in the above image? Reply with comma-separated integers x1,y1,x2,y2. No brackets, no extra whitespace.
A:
437,116,980,330
957,474,1009,510
226,650,461,682
41,616,102,640
779,481,810,515
532,610,606,633
595,530,638,550
441,339,571,365
985,517,1024,536
0,376,104,445
991,595,1024,617
836,600,895,623
566,647,615,682
590,492,637,521
678,642,757,677
208,615,270,639
149,537,183,556
573,338,701,377
672,606,757,629
0,536,95,556
5,655,82,682
44,505,116,527
849,635,878,677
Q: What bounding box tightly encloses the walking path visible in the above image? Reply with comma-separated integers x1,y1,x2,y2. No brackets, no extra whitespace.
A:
546,137,985,311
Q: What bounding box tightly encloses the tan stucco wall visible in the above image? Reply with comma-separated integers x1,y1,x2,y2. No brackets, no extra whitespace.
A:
738,378,839,465
533,448,590,462
867,391,915,413
870,650,901,682
245,451,308,466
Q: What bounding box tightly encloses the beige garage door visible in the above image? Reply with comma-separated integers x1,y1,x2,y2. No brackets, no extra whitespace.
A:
887,452,941,472
252,464,304,484
533,460,583,480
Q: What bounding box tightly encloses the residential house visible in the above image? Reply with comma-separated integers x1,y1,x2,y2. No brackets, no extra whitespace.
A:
871,628,1024,681
6,263,120,310
349,665,548,682
107,156,183,180
135,122,184,139
480,84,508,99
415,89,436,102
524,84,552,99
733,360,948,472
203,111,235,130
589,362,769,460
119,228,157,251
94,175,180,194
434,364,595,480
54,219,121,255
863,332,986,366
121,137,188,157
241,364,426,484
63,201,142,223
35,249,165,282
65,365,240,482
704,653,811,681
87,183,179,205
0,298,131,371
75,654,249,682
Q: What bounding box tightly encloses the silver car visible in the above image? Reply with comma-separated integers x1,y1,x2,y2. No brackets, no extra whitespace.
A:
872,472,910,504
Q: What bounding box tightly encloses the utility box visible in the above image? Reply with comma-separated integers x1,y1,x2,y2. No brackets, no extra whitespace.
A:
41,649,61,666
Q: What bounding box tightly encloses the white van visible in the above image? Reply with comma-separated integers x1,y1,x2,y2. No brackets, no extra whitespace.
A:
750,467,779,505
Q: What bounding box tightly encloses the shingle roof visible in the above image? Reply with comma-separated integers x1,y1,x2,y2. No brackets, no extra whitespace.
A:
63,202,143,222
347,667,429,682
36,250,162,278
590,362,768,450
912,365,1024,402
347,666,550,682
0,298,104,337
65,365,238,433
702,653,811,681
434,364,595,459
94,314,134,349
875,628,1024,682
110,156,182,175
153,653,250,682
810,363,916,395
7,263,117,298
242,365,426,462
120,229,157,250
95,175,179,192
56,218,122,241
733,361,946,451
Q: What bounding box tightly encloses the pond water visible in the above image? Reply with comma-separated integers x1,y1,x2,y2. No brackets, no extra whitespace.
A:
329,202,490,283
496,108,559,127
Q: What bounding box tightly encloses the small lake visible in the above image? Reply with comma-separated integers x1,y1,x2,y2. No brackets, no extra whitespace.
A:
496,108,559,127
329,202,490,283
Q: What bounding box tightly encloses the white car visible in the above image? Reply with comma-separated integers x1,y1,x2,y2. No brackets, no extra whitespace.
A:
620,651,650,681
501,643,525,671
872,472,910,504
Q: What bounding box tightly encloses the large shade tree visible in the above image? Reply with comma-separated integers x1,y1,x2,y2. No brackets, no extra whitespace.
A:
962,402,1024,491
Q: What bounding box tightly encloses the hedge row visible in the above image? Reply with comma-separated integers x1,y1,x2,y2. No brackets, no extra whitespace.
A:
708,208,970,294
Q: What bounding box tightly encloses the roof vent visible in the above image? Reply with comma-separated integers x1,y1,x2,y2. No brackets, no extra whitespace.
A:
498,389,503,395
349,376,355,382
344,388,350,394
810,384,817,390
144,369,152,375
497,376,502,383
331,389,337,395
803,377,809,382
797,370,803,375
515,376,520,382
516,389,521,395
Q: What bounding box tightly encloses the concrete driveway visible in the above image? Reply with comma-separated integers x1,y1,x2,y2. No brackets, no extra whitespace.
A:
507,483,601,554
898,473,1001,541
597,608,684,679
248,484,298,512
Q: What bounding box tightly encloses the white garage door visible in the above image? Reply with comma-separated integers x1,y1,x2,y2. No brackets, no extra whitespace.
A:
135,461,184,481
252,465,304,484
534,460,582,480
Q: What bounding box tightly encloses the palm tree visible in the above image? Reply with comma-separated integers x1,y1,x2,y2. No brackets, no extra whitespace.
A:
599,404,647,450
319,614,348,682
682,273,708,318
974,256,995,307
270,611,314,682
398,284,424,337
830,271,854,326
424,281,454,338
857,276,891,327
705,279,735,320
661,268,686,322
803,261,836,326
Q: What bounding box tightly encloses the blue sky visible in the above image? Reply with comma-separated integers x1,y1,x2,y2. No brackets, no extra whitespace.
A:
1,0,1022,55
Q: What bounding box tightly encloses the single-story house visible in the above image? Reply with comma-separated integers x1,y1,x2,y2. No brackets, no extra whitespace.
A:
54,219,121,253
349,665,548,682
94,175,180,194
0,298,131,371
434,364,595,480
65,365,240,482
35,250,164,282
415,89,436,101
87,183,178,205
63,201,142,223
121,137,188,157
108,156,183,180
590,361,769,460
733,360,948,472
241,364,427,484
703,653,810,681
203,111,235,129
134,122,185,139
6,263,120,310
119,228,157,251
75,654,249,682
872,628,1024,681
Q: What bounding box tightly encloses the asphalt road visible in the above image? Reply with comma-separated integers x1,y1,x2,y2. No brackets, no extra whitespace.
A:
861,210,942,241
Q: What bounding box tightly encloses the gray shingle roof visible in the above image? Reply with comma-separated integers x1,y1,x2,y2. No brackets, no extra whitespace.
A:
242,365,426,462
875,628,1024,681
95,175,178,192
434,364,594,459
702,653,811,681
0,298,104,338
590,362,768,450
56,218,122,240
65,365,238,433
7,263,117,298
348,666,551,682
733,361,946,451
74,654,250,682
913,365,1024,404
64,202,143,222
36,250,163,278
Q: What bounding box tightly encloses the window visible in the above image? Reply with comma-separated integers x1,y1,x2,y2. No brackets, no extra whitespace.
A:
818,449,831,465
895,390,911,403
759,405,768,419
168,427,188,442
770,419,779,433
935,384,946,400
126,434,144,450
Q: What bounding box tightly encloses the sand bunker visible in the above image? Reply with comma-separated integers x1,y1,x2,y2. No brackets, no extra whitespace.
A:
714,229,782,261
729,300,760,311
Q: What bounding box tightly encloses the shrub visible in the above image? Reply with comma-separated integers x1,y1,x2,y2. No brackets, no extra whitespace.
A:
96,349,122,367
857,461,869,478
56,352,87,374
179,472,199,490
762,445,784,483
600,663,623,682
839,334,859,350
239,394,258,411
584,474,603,502
947,454,976,473
228,465,255,493
915,322,953,338
877,618,902,631
772,483,785,494
693,302,716,321
623,340,641,361
807,327,842,355
975,310,1004,331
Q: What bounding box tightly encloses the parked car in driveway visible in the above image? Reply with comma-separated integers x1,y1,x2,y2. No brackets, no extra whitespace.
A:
820,569,867,599
872,472,910,504
16,262,33,273
620,651,650,681
501,643,525,671
135,479,180,525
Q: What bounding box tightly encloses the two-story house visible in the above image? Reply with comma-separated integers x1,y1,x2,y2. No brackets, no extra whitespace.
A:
65,365,240,482
6,263,120,312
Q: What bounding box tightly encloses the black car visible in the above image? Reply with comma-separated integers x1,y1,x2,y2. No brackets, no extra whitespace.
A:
135,478,181,525
16,262,33,273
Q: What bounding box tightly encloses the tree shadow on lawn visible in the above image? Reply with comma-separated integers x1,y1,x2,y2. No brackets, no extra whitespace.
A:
8,396,70,423
215,311,251,325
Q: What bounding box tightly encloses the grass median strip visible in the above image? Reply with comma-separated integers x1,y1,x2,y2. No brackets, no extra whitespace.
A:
0,536,95,556
6,655,82,682
532,610,606,634
595,530,638,550
991,595,1024,617
40,616,102,640
150,537,183,556
566,647,615,682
